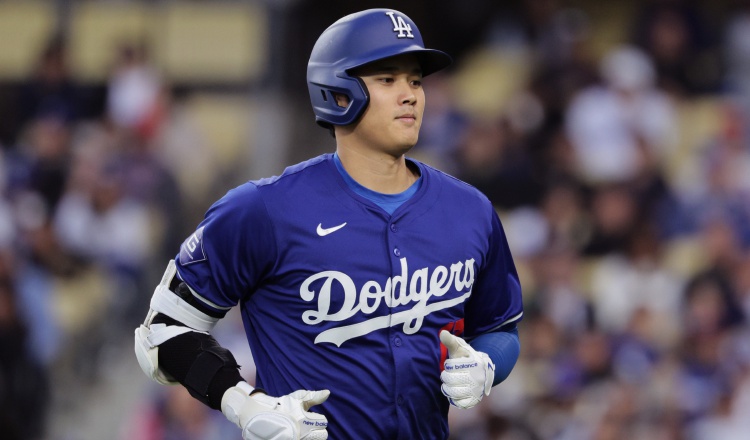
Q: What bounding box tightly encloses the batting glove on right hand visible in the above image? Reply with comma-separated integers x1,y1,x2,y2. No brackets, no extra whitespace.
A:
440,330,495,409
221,382,330,440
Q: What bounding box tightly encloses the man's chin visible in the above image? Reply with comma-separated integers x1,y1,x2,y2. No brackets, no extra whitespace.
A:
392,140,417,157
394,132,419,153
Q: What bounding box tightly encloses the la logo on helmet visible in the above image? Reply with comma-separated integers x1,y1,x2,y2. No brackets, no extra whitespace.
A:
385,11,414,39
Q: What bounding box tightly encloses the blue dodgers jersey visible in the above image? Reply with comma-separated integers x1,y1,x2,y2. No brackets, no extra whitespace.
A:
175,154,523,440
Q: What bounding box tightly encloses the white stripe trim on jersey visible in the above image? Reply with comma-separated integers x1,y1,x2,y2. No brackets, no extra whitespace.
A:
174,263,233,312
464,311,523,342
185,283,233,312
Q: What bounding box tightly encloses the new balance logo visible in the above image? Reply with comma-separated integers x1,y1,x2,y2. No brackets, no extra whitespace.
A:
385,11,414,38
316,222,347,236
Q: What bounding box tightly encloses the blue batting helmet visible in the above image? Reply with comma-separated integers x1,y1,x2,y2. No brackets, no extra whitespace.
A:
307,9,452,128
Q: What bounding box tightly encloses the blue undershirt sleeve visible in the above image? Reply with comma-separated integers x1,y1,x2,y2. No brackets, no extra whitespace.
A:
470,327,520,386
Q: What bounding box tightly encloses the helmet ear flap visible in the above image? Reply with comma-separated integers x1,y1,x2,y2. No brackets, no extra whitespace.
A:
309,75,369,127
321,89,351,111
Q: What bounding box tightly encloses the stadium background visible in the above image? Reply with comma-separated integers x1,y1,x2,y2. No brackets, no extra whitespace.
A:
1,0,750,439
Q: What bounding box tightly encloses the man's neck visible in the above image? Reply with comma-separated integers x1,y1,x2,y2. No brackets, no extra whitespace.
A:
335,144,418,194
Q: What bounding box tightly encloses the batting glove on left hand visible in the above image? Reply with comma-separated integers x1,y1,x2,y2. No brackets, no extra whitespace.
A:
221,382,330,440
440,330,495,409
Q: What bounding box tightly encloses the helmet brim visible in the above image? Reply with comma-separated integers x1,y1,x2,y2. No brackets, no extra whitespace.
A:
413,49,453,77
345,48,452,78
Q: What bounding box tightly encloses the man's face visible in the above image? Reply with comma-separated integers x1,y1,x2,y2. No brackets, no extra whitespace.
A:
343,54,425,156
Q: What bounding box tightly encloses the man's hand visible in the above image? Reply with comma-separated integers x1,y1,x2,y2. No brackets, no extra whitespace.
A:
440,330,495,409
222,382,330,440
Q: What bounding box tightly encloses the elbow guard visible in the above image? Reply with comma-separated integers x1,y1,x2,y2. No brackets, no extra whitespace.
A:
134,259,220,385
155,315,244,409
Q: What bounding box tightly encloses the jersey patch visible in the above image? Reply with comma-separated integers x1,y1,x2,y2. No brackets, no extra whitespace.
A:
179,226,206,265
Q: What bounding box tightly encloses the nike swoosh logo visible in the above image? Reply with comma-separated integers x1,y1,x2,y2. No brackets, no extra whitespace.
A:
316,222,347,236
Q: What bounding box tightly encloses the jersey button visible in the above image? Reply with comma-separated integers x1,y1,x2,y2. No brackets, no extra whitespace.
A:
393,337,402,347
397,395,404,405
390,224,397,232
393,248,401,257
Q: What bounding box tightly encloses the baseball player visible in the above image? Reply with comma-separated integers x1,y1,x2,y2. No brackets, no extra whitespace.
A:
135,8,523,440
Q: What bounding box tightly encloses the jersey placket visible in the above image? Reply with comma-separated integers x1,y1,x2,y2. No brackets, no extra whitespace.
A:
384,217,410,439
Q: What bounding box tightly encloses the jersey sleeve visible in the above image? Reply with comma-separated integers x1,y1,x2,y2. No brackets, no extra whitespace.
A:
174,182,277,312
464,204,523,338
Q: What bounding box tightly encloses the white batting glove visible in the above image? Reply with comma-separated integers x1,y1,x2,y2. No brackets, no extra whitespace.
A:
221,382,330,440
440,330,495,409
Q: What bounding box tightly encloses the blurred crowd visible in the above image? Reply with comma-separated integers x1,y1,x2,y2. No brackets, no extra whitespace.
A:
2,0,750,439
438,1,750,439
0,23,226,440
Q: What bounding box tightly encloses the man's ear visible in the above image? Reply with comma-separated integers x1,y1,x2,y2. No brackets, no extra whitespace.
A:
333,92,350,108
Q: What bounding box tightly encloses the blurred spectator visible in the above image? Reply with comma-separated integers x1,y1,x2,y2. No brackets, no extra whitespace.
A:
686,372,750,440
525,2,599,114
0,154,14,251
610,307,663,385
682,271,744,338
15,35,83,144
151,91,221,222
732,253,750,320
0,274,50,440
560,329,614,396
632,0,722,96
122,386,235,440
527,245,591,338
12,227,68,366
565,45,678,184
119,134,186,263
520,314,569,404
530,126,581,186
676,100,750,248
3,111,83,366
671,270,745,425
699,215,747,279
588,222,684,346
54,152,152,268
455,116,545,210
104,43,187,261
723,1,750,107
53,146,154,327
521,0,590,70
522,2,600,186
107,43,165,142
416,72,470,172
581,183,640,256
7,113,72,220
537,178,589,251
